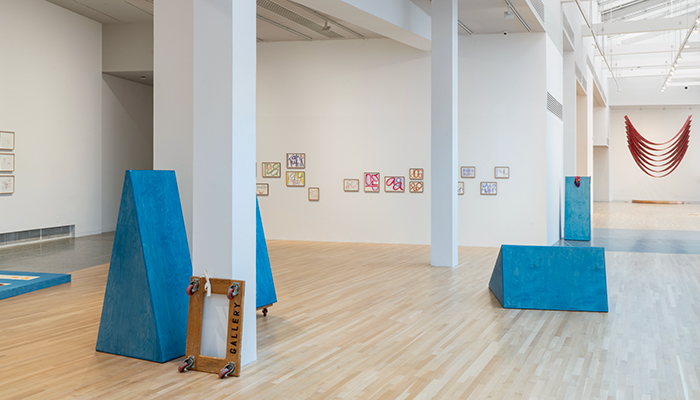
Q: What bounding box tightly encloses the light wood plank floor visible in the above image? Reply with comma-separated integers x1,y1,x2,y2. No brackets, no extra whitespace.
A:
594,202,700,231
2,238,699,399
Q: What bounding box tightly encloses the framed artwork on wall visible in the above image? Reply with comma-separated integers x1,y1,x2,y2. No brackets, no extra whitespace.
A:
409,168,424,180
409,181,423,193
262,162,281,178
461,166,475,178
364,172,380,192
0,153,14,172
0,175,14,194
308,187,320,201
495,167,510,179
256,183,269,196
384,176,405,193
458,181,464,195
0,131,14,151
286,171,305,187
480,182,497,195
344,179,359,192
286,153,305,169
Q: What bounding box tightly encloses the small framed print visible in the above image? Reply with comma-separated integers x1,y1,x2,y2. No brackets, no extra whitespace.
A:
480,182,497,195
286,171,305,187
384,176,405,193
0,153,14,172
286,153,305,169
262,162,281,178
458,181,464,195
364,172,380,192
409,181,423,193
409,168,424,180
0,175,14,194
256,183,269,196
0,131,14,151
344,179,359,192
495,167,509,179
461,166,475,178
308,187,319,201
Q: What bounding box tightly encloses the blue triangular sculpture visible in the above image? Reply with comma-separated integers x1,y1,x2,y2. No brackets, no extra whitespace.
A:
96,170,192,363
256,199,277,308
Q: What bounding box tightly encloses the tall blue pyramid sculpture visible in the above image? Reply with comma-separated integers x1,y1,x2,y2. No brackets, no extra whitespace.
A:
256,198,277,308
489,245,608,312
96,170,192,363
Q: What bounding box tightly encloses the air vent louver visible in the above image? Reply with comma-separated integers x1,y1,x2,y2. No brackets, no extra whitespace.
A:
547,92,563,121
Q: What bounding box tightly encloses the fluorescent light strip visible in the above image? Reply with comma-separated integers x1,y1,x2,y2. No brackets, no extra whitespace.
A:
661,11,700,90
458,20,473,35
503,0,531,32
257,14,313,41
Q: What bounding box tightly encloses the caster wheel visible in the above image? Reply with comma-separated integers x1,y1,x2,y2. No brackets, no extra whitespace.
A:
186,280,199,296
219,362,236,379
227,282,240,300
178,356,195,373
186,284,195,296
262,308,268,317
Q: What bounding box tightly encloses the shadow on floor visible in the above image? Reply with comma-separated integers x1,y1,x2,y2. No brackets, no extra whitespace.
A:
553,228,700,255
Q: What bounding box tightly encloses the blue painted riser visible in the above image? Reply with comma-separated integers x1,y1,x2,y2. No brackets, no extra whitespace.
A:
564,176,591,241
0,270,70,300
96,170,192,363
256,198,277,308
489,245,608,312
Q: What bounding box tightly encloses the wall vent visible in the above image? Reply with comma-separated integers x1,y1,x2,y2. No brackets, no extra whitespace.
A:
547,92,563,121
0,225,74,247
575,63,587,91
562,12,574,42
529,0,546,23
257,0,345,39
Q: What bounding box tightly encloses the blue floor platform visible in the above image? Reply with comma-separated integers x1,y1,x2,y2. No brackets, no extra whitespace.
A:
0,270,71,300
553,228,700,255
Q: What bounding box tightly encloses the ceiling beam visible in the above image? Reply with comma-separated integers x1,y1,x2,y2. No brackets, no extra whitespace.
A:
582,17,693,36
597,43,700,57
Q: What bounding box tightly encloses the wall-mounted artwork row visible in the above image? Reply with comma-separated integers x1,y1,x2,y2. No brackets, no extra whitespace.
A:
481,182,497,195
0,175,14,194
286,153,305,169
344,179,359,192
458,181,464,195
409,168,423,180
0,153,14,172
308,187,319,201
495,167,509,179
409,181,423,193
461,166,475,178
256,183,269,196
0,131,14,151
364,172,380,192
262,162,281,178
385,176,405,193
286,171,305,187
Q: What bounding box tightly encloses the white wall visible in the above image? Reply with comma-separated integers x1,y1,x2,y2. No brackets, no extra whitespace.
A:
0,0,102,237
609,108,700,202
545,36,564,245
103,22,154,73
102,75,154,232
593,146,609,201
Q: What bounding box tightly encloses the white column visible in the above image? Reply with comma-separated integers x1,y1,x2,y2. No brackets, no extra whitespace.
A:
155,0,257,365
431,0,459,267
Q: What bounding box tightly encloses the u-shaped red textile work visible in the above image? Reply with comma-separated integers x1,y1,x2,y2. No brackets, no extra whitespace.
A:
625,115,692,178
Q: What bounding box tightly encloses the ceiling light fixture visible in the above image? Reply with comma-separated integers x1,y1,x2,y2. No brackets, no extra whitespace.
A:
574,0,619,91
659,11,700,90
503,0,531,32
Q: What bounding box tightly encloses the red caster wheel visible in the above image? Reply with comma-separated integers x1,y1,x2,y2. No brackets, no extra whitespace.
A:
186,279,200,296
178,356,195,373
218,362,236,379
227,282,240,300
262,308,268,317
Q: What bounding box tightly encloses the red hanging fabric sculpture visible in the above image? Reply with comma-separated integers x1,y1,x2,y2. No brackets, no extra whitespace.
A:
625,115,691,178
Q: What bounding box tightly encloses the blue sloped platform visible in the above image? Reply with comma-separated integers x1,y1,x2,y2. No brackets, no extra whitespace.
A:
256,199,277,308
564,176,591,241
96,170,192,363
0,270,70,300
489,245,608,312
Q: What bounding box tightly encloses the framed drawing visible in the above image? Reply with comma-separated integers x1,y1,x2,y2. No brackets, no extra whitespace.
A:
409,181,423,193
286,153,305,169
256,183,269,196
461,166,475,178
0,153,14,172
0,175,14,194
0,131,14,151
262,162,281,178
384,176,405,193
480,182,497,195
364,172,380,192
409,168,424,180
344,179,359,192
495,167,510,179
308,187,319,201
286,171,305,187
458,181,464,195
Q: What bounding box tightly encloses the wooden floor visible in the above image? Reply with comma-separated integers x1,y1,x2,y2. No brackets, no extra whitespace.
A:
2,204,700,399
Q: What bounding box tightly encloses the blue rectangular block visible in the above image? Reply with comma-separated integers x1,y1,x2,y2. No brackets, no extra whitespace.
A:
489,245,608,312
0,270,70,300
564,176,591,241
